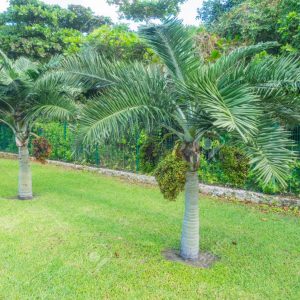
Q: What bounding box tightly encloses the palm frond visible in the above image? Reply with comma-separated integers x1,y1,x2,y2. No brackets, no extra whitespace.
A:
186,72,260,141
27,71,78,122
244,119,295,187
79,64,171,144
211,42,279,78
60,50,122,91
245,55,300,125
0,115,15,132
139,19,199,80
247,55,300,88
0,49,13,71
28,97,78,122
14,57,39,74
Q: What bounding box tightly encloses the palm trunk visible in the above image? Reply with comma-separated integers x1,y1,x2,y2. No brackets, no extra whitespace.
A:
18,144,32,200
180,171,199,260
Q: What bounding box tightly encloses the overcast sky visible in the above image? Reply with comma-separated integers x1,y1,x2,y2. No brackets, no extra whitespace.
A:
0,0,202,27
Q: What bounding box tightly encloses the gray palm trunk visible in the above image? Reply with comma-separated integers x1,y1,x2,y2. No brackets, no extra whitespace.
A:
180,142,201,260
16,136,32,200
180,171,200,260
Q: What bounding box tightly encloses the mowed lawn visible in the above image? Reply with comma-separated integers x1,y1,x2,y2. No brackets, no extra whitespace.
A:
0,159,299,299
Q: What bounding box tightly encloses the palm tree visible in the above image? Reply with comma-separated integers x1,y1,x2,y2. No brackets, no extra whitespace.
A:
0,52,76,199
62,20,298,261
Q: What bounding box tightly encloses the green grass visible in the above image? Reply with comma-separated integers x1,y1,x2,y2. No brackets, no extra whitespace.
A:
0,159,299,299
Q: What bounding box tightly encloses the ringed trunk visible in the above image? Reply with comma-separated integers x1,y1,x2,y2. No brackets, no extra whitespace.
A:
18,144,32,200
180,171,200,260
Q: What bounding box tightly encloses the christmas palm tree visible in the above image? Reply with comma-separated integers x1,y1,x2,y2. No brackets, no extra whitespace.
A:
61,20,298,260
0,52,76,199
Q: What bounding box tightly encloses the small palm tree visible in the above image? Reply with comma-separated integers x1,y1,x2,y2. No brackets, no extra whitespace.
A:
63,21,298,260
0,52,76,199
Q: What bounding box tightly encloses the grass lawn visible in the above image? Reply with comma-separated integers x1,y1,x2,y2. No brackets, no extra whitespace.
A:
0,158,299,299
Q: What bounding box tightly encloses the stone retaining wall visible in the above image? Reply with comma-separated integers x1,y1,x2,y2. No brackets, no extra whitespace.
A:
1,151,300,207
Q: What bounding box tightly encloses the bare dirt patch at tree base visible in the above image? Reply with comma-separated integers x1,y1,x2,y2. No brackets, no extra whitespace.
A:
163,249,219,268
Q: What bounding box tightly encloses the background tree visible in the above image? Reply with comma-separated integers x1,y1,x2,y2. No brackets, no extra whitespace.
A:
62,20,297,260
197,0,244,25
0,0,111,60
107,0,186,22
199,0,300,53
85,24,154,61
64,5,112,33
277,0,300,52
0,51,77,199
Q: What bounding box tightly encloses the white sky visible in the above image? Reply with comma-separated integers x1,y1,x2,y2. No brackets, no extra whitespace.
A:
0,0,202,27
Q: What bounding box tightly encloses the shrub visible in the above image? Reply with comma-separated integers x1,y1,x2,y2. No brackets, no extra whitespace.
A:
288,161,300,196
219,145,249,187
33,122,74,161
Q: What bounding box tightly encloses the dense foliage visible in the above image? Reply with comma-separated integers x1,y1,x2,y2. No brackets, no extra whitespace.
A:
139,135,165,173
86,25,154,61
108,0,186,22
0,0,110,60
199,0,300,53
198,0,244,24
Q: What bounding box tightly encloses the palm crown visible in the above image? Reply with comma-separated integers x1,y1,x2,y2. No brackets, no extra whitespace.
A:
63,20,298,187
0,51,76,144
58,19,299,260
0,51,77,199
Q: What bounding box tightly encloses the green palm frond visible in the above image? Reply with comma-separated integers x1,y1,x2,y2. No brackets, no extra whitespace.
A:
211,42,279,78
245,55,300,125
27,72,78,122
14,57,39,74
139,19,199,80
0,63,15,86
0,94,16,132
0,105,15,134
186,72,260,141
261,95,300,125
28,97,78,122
60,50,121,91
244,119,295,187
79,64,170,144
246,55,300,98
43,55,63,71
0,49,13,71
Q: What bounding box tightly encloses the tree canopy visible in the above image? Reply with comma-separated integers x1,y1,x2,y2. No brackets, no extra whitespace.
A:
0,0,111,60
198,0,244,24
198,0,300,53
86,25,154,61
107,0,186,22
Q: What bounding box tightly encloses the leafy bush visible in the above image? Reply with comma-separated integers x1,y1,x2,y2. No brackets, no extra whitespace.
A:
33,122,74,161
154,153,188,201
219,145,249,187
86,25,155,62
287,161,300,196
